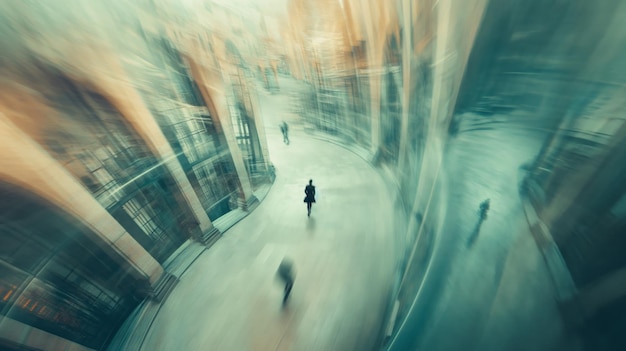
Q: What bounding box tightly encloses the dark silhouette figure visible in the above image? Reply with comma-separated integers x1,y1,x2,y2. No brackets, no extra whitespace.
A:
280,121,289,144
479,198,490,220
304,179,316,217
277,258,295,305
467,198,491,247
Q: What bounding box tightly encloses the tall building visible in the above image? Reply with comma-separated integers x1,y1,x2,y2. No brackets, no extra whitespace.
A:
280,1,626,349
0,2,272,350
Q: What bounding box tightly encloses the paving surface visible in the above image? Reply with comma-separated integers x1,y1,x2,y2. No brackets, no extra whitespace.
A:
137,78,397,351
124,75,580,351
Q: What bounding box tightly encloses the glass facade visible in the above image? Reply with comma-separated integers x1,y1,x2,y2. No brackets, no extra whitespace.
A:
140,36,243,220
42,75,191,263
228,69,269,188
0,3,268,351
0,183,147,350
0,31,271,350
380,68,402,163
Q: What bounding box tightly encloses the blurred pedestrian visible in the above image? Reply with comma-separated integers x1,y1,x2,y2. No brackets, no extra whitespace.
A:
304,179,316,217
280,121,289,144
277,258,295,304
479,198,490,220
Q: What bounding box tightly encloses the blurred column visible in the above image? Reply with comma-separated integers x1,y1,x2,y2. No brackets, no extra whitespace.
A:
0,116,164,286
410,0,487,212
398,0,489,300
398,0,412,172
186,58,258,210
360,1,382,155
102,69,219,240
247,79,273,178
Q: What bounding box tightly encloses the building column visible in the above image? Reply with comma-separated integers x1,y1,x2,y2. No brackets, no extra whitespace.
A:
99,68,219,240
360,2,382,155
368,69,383,157
398,0,412,174
247,78,273,178
419,0,487,136
186,58,258,210
0,116,163,286
398,0,489,288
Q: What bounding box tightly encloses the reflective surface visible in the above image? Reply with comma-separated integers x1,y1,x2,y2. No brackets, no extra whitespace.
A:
0,184,147,349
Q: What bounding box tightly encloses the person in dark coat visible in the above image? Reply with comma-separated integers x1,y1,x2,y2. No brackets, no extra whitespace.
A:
277,258,295,304
280,121,289,144
304,179,316,217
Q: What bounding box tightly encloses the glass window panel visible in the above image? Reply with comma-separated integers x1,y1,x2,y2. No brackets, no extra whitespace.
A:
41,262,72,285
78,153,101,172
93,147,109,161
0,260,29,312
92,168,115,185
80,281,102,298
0,229,23,259
11,240,48,274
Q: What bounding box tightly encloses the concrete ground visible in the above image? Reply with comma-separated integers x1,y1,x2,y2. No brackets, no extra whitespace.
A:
136,77,397,351
124,75,581,351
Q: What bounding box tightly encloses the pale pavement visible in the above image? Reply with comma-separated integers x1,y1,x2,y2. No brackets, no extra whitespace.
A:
138,78,397,351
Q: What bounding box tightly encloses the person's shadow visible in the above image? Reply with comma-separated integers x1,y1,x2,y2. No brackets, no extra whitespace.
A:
306,217,316,235
467,199,490,247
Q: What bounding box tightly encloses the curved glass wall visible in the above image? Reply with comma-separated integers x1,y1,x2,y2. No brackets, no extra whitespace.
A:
41,75,190,264
0,183,147,349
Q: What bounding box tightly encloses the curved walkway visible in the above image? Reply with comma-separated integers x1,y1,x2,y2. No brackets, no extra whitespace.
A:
138,78,396,351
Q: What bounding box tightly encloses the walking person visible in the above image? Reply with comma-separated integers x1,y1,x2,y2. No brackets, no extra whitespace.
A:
280,121,289,144
276,258,295,305
479,198,490,220
304,179,316,217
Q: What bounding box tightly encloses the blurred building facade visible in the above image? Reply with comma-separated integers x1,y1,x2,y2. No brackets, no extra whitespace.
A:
279,0,626,349
0,2,271,350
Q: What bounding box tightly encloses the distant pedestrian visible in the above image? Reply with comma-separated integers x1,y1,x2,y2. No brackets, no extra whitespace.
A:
304,179,316,217
277,258,295,304
280,121,289,144
479,198,490,220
